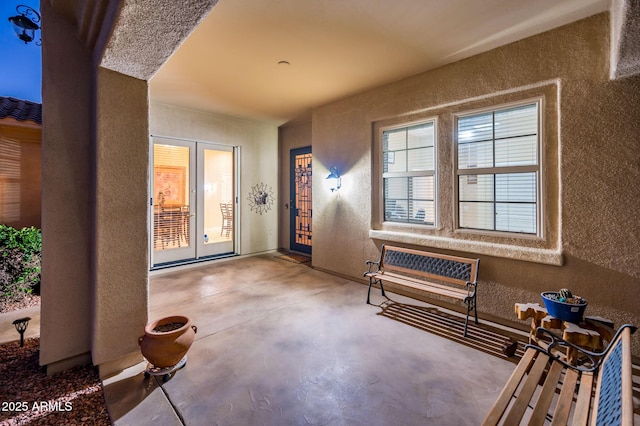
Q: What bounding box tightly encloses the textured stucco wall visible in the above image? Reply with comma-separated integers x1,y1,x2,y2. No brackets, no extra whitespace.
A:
277,116,312,251
282,13,640,352
92,68,150,375
101,0,219,80
150,103,279,255
40,1,93,370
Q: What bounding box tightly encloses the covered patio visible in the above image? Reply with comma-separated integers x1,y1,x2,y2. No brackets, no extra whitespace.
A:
102,254,520,425
36,0,640,409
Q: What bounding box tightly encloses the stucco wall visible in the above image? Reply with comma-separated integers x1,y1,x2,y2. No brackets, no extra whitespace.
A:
150,102,279,255
281,13,640,351
92,68,150,375
40,1,93,371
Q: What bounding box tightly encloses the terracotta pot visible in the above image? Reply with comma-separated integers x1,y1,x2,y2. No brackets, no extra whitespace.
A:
139,315,197,368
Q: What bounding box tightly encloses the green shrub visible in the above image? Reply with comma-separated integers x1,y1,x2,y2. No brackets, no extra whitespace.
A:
0,225,42,304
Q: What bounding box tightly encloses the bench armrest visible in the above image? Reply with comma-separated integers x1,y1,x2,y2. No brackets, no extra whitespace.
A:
364,260,381,276
529,324,637,373
466,281,476,298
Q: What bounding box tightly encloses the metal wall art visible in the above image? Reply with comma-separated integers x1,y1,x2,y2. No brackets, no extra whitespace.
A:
248,182,274,215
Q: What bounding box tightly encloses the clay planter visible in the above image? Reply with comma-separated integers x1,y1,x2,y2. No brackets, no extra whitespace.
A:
139,315,197,368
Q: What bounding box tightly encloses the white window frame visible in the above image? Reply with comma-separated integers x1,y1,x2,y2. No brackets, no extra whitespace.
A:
380,119,437,228
454,98,543,238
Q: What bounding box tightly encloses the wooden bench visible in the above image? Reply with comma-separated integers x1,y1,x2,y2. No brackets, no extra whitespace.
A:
483,324,637,426
364,244,480,336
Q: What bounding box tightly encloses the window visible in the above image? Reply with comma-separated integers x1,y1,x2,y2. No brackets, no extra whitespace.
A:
372,85,558,264
382,121,435,225
456,102,540,235
0,138,21,223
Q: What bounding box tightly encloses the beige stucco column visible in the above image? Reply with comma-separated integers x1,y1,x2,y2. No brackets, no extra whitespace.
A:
40,1,94,373
92,67,150,377
40,5,150,376
40,0,219,375
40,3,149,376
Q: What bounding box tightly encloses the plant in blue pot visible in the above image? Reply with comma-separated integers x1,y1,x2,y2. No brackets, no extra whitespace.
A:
541,288,588,323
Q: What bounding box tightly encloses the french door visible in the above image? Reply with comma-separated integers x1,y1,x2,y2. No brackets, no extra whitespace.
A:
151,137,236,267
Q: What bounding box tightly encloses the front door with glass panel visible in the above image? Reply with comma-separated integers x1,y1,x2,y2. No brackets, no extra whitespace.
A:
151,137,235,267
290,147,312,254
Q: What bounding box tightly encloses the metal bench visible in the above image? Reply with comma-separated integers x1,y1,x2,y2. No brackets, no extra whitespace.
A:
483,324,637,426
364,244,480,336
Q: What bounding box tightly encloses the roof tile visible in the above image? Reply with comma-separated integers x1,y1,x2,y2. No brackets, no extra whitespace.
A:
0,96,42,125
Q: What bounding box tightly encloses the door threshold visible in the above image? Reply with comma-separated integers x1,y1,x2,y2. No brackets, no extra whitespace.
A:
150,253,237,271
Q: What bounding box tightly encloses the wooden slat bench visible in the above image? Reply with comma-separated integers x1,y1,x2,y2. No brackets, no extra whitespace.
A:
483,324,637,426
364,244,480,337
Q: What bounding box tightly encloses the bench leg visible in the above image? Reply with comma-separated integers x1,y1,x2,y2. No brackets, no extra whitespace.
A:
464,308,470,337
463,295,478,337
366,278,385,304
473,294,478,324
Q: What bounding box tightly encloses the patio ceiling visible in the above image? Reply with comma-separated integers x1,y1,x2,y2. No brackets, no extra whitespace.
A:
149,0,609,125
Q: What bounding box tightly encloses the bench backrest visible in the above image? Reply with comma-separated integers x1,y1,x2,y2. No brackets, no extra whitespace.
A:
592,325,635,426
379,244,479,287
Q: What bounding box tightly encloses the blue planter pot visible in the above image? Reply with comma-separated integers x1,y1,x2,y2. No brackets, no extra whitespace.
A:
541,292,587,323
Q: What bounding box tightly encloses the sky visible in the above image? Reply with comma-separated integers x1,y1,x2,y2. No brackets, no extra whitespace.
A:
0,0,42,103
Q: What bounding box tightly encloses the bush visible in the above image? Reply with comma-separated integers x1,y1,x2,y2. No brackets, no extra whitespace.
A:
0,225,42,304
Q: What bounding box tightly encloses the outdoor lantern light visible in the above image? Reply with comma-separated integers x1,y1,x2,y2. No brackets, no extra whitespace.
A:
8,5,41,45
12,317,31,347
326,166,341,192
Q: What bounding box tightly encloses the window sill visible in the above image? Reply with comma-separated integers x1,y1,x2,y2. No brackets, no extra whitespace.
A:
369,229,563,266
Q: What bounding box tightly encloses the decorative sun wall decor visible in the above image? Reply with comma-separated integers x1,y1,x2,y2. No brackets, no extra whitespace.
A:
248,182,274,215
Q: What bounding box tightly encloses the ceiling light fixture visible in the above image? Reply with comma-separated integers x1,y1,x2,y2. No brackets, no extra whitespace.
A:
8,5,41,45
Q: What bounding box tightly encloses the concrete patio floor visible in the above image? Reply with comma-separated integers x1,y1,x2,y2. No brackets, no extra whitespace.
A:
102,254,519,425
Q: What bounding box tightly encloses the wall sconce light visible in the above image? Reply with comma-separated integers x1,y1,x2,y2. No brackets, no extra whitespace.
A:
8,5,41,45
326,166,341,192
12,317,31,347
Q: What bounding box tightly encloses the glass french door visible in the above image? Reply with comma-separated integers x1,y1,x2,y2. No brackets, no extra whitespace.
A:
151,137,236,267
197,143,235,257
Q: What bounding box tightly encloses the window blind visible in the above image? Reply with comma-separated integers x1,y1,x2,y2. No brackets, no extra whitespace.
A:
383,121,435,225
456,103,539,234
